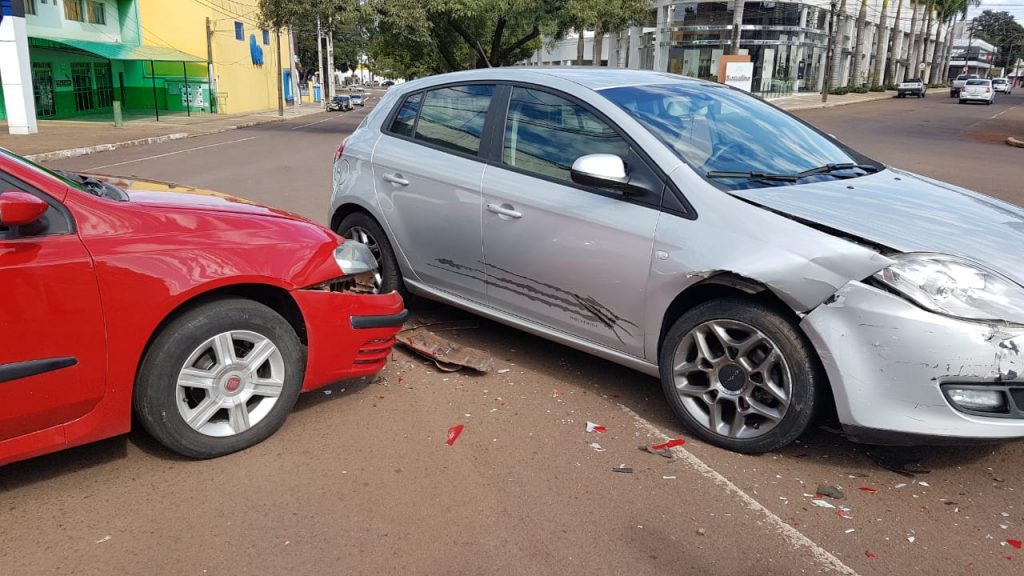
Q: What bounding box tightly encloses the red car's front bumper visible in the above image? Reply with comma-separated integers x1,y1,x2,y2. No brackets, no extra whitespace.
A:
292,289,406,391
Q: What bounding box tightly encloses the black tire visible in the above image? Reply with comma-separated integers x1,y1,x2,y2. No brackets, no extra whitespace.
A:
658,297,822,454
134,298,305,459
335,211,407,299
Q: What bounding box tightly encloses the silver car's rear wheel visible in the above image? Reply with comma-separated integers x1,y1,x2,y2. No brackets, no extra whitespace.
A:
659,297,821,453
670,319,792,440
176,330,285,437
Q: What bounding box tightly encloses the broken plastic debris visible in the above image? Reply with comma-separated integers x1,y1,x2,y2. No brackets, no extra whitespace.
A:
323,389,332,395
865,551,877,560
845,529,856,534
811,499,836,509
590,442,606,452
1009,539,1023,549
95,536,111,544
894,483,908,489
907,536,916,544
585,421,607,433
612,466,633,473
396,327,493,372
446,424,464,446
696,527,706,536
836,505,853,519
652,439,685,450
815,484,845,500
917,481,930,487
859,487,877,493
663,476,677,480
497,368,510,374
552,390,561,398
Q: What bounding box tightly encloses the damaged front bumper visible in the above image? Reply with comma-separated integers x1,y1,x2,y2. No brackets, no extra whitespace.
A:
293,289,406,392
801,281,1024,445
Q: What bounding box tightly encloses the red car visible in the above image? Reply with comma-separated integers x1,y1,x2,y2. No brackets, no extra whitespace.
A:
0,148,406,466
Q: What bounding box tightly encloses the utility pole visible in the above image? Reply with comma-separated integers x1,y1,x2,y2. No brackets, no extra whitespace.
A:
289,25,300,108
317,17,325,109
327,20,335,101
822,0,838,102
206,17,216,113
276,27,284,117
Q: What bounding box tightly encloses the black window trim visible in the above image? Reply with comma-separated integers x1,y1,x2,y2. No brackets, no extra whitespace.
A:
380,81,502,164
488,81,697,219
0,171,76,240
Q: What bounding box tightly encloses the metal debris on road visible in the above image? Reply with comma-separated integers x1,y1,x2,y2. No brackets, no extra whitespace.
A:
585,421,607,433
396,327,493,372
446,424,464,446
612,466,633,473
815,484,845,500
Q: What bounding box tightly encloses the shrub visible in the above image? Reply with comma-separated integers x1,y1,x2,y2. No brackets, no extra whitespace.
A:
852,86,869,94
869,85,886,92
830,86,850,95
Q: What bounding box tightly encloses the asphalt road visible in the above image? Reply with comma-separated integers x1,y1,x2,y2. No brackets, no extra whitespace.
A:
2,90,1023,576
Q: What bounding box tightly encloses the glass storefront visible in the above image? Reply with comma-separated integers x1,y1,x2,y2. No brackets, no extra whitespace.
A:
658,2,831,95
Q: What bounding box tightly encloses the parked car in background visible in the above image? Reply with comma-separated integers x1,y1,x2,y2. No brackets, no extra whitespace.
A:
351,94,366,107
960,78,995,104
328,95,353,111
897,78,926,98
951,73,979,97
331,68,1024,454
992,78,1013,94
1,148,406,467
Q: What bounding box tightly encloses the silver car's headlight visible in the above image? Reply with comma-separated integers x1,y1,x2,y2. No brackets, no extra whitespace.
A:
874,253,1024,323
334,241,378,276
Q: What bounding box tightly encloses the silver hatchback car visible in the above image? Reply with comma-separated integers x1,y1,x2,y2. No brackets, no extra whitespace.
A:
331,69,1024,453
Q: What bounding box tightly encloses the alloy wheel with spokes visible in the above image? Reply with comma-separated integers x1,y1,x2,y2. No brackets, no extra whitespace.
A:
343,226,384,292
336,212,406,298
671,319,792,440
659,297,821,453
134,298,305,459
176,330,286,437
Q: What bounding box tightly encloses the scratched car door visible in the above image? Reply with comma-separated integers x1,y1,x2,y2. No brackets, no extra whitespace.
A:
478,86,659,356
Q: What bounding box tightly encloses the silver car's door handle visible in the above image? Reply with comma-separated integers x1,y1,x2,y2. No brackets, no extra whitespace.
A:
487,203,522,219
382,172,409,186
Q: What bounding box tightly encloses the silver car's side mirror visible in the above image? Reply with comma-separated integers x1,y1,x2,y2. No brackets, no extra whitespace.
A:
570,154,631,191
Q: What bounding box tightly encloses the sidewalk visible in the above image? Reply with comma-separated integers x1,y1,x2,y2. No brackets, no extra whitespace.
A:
0,90,898,162
768,89,898,111
0,103,323,161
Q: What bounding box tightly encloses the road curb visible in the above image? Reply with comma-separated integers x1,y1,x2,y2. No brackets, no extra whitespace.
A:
26,133,190,163
1008,136,1024,149
778,92,896,112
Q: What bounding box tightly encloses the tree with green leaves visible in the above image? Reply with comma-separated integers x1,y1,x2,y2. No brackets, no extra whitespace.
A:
973,10,1024,70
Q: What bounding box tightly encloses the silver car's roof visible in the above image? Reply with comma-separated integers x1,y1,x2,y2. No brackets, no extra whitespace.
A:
398,68,710,92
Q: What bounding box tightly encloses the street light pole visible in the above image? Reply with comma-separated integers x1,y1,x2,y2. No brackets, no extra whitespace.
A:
276,27,284,117
822,0,838,102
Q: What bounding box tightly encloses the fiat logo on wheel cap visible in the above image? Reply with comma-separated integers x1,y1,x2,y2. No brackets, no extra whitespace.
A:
225,376,242,393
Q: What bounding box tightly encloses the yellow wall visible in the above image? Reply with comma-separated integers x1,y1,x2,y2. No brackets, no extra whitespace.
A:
138,0,292,114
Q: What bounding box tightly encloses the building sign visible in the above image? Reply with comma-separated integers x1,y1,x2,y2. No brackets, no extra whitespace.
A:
55,79,73,88
724,62,754,93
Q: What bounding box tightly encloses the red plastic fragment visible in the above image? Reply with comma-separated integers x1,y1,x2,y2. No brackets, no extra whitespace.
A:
865,551,877,560
611,394,621,398
1008,539,1022,549
859,487,877,493
552,390,561,398
651,439,686,450
446,424,464,446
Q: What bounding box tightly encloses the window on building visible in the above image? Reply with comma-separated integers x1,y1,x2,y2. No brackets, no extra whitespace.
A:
262,30,270,45
413,85,494,156
503,87,628,182
64,0,84,21
25,0,37,16
234,21,244,41
87,1,105,24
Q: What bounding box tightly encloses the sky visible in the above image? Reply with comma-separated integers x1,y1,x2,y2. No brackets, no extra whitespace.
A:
970,0,1024,22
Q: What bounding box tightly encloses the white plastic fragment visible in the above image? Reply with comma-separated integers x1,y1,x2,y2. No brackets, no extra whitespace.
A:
663,476,677,480
907,536,916,544
590,442,606,452
895,483,908,489
845,529,856,534
917,481,930,487
585,421,606,433
95,536,111,544
498,368,510,374
811,499,836,509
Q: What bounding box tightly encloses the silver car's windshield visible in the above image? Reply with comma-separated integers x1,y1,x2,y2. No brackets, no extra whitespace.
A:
601,83,876,189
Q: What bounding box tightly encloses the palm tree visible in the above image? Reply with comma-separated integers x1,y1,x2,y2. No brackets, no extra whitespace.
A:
885,0,905,85
872,0,892,87
851,0,870,86
912,0,936,81
939,0,980,82
830,0,849,88
904,0,921,82
730,0,745,55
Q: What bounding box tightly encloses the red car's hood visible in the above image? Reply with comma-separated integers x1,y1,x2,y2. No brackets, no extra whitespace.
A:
85,174,312,223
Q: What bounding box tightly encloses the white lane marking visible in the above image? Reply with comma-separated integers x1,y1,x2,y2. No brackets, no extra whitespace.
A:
991,105,1019,119
290,117,335,130
619,404,861,576
85,137,257,170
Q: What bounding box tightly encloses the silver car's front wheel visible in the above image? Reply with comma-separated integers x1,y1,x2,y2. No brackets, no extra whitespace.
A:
660,297,821,453
336,212,407,299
